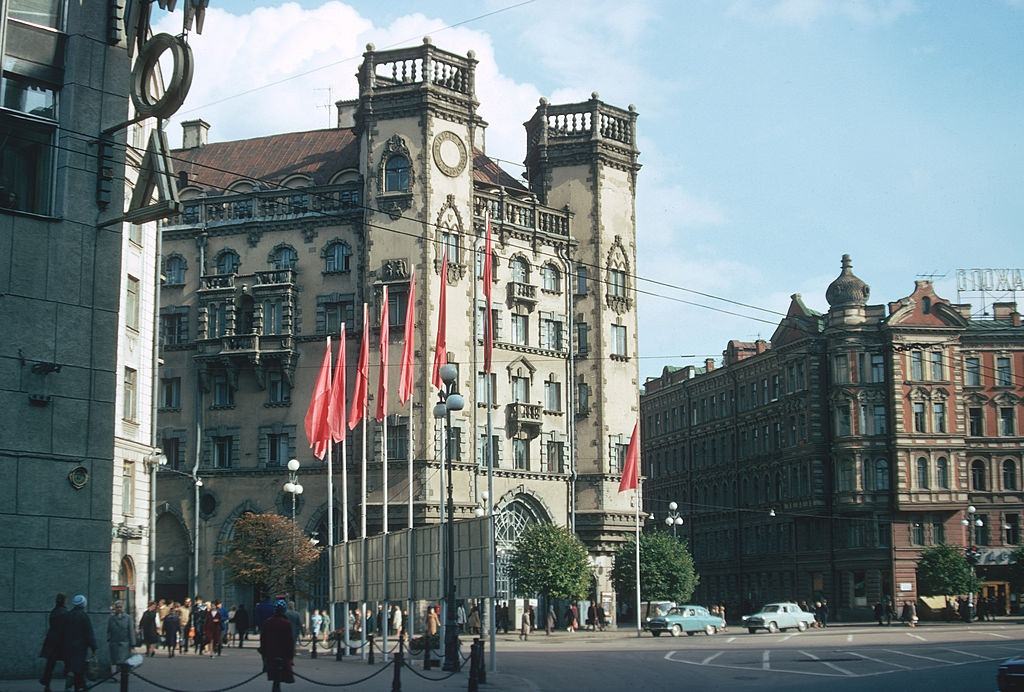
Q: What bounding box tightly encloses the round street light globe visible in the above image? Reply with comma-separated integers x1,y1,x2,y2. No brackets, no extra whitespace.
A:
968,505,977,514
675,517,684,526
439,363,458,385
474,507,485,518
447,393,465,411
664,516,673,526
961,519,970,526
668,501,678,511
433,403,448,419
295,484,304,495
975,518,983,527
288,459,300,472
284,482,295,494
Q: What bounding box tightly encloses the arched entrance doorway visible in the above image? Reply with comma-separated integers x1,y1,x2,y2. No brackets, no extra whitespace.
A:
154,512,190,604
494,494,550,599
114,556,137,618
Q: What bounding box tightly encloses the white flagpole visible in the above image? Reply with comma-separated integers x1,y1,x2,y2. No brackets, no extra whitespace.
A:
634,483,641,638
326,336,335,650
361,341,368,660
381,405,389,660
407,374,415,638
340,325,350,655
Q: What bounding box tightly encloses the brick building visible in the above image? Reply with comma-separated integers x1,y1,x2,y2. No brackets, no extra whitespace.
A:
642,255,1024,619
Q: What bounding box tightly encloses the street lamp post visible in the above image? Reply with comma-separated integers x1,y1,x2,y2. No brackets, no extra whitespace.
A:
433,363,464,673
144,448,168,605
961,504,984,620
663,501,684,538
283,459,304,599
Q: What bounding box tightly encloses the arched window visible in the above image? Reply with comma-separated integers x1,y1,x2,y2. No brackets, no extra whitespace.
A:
541,264,561,292
972,459,987,491
916,457,930,489
384,155,410,192
324,241,351,273
511,257,530,284
936,457,949,489
270,245,297,270
164,254,186,285
215,250,239,275
1004,459,1018,490
874,459,890,490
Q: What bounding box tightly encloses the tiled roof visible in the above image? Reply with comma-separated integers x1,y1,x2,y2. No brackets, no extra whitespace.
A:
473,150,529,191
966,319,1023,331
172,128,359,192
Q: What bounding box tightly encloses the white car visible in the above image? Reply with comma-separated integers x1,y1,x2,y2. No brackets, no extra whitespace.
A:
742,602,816,633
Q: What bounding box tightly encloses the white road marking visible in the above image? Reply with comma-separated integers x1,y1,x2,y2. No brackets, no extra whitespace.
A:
701,652,724,665
945,648,990,660
847,634,853,643
986,631,1012,639
799,650,855,676
906,632,927,641
663,651,677,661
884,648,950,663
782,633,800,641
845,650,912,670
762,650,770,670
726,637,736,643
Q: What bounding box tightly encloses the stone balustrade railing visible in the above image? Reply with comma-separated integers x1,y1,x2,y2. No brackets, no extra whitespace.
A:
472,193,570,238
164,184,362,229
507,402,543,424
364,43,474,96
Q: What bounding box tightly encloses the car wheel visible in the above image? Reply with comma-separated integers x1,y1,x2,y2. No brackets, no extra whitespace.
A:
652,631,661,637
767,621,779,633
748,628,758,634
671,624,682,638
797,621,808,632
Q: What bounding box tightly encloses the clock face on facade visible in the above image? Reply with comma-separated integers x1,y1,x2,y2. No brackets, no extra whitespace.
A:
432,130,468,177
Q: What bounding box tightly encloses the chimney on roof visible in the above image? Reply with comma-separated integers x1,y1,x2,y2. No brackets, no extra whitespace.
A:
336,99,357,129
704,358,715,372
181,119,210,149
755,339,768,354
993,302,1017,320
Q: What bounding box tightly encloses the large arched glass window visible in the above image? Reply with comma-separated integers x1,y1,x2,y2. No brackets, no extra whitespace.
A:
215,250,240,275
324,241,351,273
511,257,530,284
916,457,930,489
1004,459,1018,490
972,459,987,491
384,155,410,192
874,459,890,490
936,457,950,489
270,245,297,270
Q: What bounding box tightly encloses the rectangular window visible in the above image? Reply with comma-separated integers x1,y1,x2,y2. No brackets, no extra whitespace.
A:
873,405,887,435
857,352,868,383
969,407,984,436
126,276,140,331
448,427,463,462
268,371,291,404
771,374,780,400
207,302,227,338
512,375,529,403
121,461,134,516
833,354,849,384
575,265,588,295
576,381,590,415
513,438,529,471
162,436,183,470
212,374,234,407
128,223,142,246
387,286,408,328
159,377,181,410
511,314,528,345
477,432,498,467
911,520,925,546
611,442,628,474
441,231,460,265
263,299,283,335
930,351,944,381
877,522,891,547
933,402,947,433
388,418,409,461
323,299,355,335
611,324,627,357
931,517,945,545
544,380,562,412
543,441,565,473
476,372,496,404
835,405,851,436
977,514,990,546
910,351,924,381
160,311,188,345
913,402,926,433
997,357,1012,387
0,112,56,215
212,436,233,468
123,367,137,422
267,433,289,466
576,322,589,356
1006,514,1020,545
1000,407,1015,436
608,269,627,298
871,354,885,383
966,357,982,386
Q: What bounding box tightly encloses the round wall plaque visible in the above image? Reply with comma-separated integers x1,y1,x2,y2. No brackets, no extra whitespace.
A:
432,130,468,177
68,466,89,490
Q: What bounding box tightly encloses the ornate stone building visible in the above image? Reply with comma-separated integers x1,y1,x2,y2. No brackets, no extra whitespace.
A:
155,40,641,612
643,256,1024,619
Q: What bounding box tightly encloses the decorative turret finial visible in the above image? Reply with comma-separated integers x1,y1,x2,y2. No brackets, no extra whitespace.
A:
825,254,870,308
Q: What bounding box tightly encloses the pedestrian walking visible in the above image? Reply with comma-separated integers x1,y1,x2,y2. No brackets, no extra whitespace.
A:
178,598,192,654
456,603,467,633
467,605,480,635
545,605,555,635
192,601,208,655
391,604,404,636
320,609,331,643
286,601,304,648
425,606,440,640
227,606,237,645
139,602,160,657
107,601,135,672
311,609,323,642
235,604,250,647
587,602,597,631
874,602,884,626
519,609,530,641
501,604,510,634
597,604,608,631
163,608,181,657
63,594,97,692
38,592,68,692
206,601,223,656
259,600,295,692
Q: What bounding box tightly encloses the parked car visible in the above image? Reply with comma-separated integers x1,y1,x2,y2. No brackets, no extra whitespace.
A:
648,605,725,637
742,602,815,633
639,601,676,630
998,654,1024,691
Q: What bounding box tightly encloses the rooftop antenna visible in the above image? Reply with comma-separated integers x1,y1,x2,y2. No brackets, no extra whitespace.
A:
915,271,947,282
314,87,334,128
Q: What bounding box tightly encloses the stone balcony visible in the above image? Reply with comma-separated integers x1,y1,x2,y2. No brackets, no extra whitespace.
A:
196,332,294,360
507,281,537,307
162,184,362,230
507,402,542,437
472,192,570,239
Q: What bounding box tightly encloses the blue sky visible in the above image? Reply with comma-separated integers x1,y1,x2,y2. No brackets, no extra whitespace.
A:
164,0,1024,380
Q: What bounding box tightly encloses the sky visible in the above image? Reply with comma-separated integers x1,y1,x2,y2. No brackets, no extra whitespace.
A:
156,0,1024,381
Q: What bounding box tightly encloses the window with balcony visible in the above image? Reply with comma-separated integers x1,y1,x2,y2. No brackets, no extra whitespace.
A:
206,302,227,338
544,379,562,412
913,402,926,433
215,250,240,275
997,357,1013,387
511,257,530,284
910,351,924,381
511,375,529,403
611,324,627,357
268,371,291,405
969,407,984,436
511,313,528,345
933,401,947,433
160,377,181,410
270,245,297,270
324,241,352,273
384,155,410,192
513,438,530,471
930,351,944,380
972,459,987,491
1003,459,1018,491
541,264,561,292
123,367,137,422
916,458,929,489
1001,407,1016,436
937,457,950,489
966,357,981,386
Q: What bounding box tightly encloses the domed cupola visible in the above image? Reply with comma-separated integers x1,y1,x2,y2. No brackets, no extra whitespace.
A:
826,254,870,308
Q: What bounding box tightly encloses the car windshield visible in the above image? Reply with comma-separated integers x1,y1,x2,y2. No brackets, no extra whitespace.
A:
761,605,780,613
668,608,686,616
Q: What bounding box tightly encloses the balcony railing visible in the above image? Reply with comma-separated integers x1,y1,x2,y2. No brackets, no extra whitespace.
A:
164,184,362,230
200,274,235,290
254,269,295,286
507,402,542,426
507,281,537,305
473,193,570,238
196,333,293,358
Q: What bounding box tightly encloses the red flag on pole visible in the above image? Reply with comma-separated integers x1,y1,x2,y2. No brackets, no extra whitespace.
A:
305,337,333,459
347,304,369,430
618,421,640,493
327,324,346,442
431,253,448,390
482,214,494,373
398,270,416,405
375,286,389,422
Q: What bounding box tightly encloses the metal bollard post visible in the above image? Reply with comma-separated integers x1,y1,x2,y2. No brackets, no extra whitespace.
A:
368,634,375,665
120,663,129,692
311,632,318,659
467,640,479,692
477,637,486,684
423,635,434,670
336,630,344,661
391,632,404,692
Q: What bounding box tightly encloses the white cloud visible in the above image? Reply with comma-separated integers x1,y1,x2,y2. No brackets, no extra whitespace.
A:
728,0,916,27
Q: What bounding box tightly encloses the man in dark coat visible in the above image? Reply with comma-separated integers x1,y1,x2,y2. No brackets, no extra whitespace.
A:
234,604,251,647
39,592,67,692
259,600,295,691
63,594,97,692
192,601,209,655
285,601,303,649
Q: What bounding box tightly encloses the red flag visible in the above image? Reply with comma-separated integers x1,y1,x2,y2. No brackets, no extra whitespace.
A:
483,214,494,373
305,337,333,459
327,324,346,442
618,421,640,493
431,253,448,390
375,285,389,422
347,304,369,430
398,270,416,405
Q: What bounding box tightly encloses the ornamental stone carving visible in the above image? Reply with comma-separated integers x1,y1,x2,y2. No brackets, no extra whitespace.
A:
381,258,410,281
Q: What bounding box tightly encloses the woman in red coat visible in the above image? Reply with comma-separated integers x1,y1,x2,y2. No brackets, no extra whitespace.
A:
204,605,223,657
260,600,295,690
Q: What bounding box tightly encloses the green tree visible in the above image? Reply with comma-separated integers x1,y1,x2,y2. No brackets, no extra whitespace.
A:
916,544,981,597
219,513,322,598
509,523,591,601
612,532,699,603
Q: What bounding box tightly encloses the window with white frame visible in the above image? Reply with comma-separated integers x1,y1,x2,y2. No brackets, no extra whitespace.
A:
513,438,529,470
910,351,924,380
267,433,289,466
441,231,460,265
611,324,627,357
966,357,982,386
384,155,410,192
969,407,983,436
511,313,528,345
929,351,944,381
933,401,947,433
321,295,355,335
608,268,627,298
263,299,283,335
544,379,562,412
511,257,530,284
913,402,926,432
324,241,352,273
215,250,240,275
997,357,1012,387
268,370,290,404
123,367,137,422
125,275,140,331
541,264,561,292
1000,407,1015,436
541,316,563,351
270,245,297,270
511,375,529,403
871,353,885,382
936,457,950,489
212,373,234,407
544,440,565,473
122,461,135,515
475,372,496,404
160,308,189,345
206,302,227,338
212,436,233,468
916,458,929,489
159,377,181,410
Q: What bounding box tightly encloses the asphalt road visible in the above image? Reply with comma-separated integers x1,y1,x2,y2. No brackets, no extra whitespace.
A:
4,622,1021,691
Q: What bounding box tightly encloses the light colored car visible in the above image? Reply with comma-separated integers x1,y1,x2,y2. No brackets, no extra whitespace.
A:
639,600,676,630
648,605,725,637
742,602,815,633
